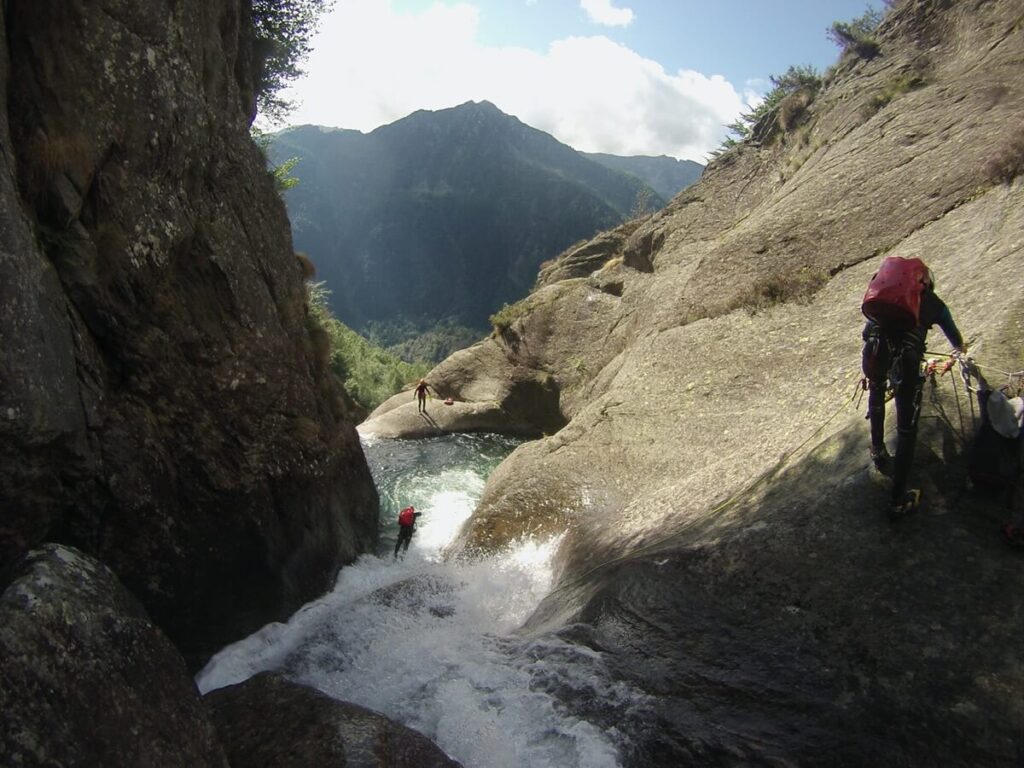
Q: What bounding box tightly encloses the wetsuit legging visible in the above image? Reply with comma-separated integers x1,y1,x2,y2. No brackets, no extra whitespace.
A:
394,525,414,557
862,290,963,503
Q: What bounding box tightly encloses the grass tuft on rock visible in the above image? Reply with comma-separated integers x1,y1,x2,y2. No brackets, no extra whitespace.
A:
984,125,1024,185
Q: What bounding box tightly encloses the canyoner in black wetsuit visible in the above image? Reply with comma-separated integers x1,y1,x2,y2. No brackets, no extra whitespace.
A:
861,261,966,519
414,380,434,414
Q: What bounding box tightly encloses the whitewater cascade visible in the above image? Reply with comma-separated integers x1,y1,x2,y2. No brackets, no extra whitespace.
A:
197,434,644,767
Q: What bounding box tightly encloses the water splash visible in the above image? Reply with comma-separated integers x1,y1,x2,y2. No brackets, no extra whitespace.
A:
197,434,634,767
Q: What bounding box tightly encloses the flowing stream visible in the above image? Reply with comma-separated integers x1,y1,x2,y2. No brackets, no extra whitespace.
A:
197,433,638,767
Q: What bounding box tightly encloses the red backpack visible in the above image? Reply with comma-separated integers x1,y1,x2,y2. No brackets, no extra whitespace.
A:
861,256,930,331
398,507,415,526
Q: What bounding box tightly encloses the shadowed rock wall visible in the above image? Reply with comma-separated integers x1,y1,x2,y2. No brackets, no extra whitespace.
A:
0,0,378,668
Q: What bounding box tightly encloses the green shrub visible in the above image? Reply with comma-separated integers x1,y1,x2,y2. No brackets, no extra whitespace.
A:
862,71,927,117
251,128,302,191
489,299,532,334
271,156,301,191
828,7,885,59
711,65,822,157
307,283,430,412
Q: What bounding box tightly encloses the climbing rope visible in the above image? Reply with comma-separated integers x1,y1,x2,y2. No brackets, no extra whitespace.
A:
922,353,970,442
924,348,1024,395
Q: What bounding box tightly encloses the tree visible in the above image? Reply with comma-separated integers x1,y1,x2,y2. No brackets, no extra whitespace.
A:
251,0,334,122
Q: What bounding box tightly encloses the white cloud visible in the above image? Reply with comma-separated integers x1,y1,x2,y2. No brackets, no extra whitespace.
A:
276,0,747,162
580,0,634,27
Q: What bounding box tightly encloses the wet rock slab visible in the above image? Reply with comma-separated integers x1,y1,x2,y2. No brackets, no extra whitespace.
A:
205,672,462,767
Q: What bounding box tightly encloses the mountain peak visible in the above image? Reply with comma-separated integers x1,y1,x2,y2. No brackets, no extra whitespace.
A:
456,99,501,113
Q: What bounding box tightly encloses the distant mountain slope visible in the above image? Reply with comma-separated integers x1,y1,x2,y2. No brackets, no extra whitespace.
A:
269,102,662,350
582,152,703,201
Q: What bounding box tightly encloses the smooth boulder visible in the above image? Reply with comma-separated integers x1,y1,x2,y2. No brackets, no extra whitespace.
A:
0,544,228,767
205,672,462,767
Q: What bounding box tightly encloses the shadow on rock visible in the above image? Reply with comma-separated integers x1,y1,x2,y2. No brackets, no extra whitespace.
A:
527,418,1023,766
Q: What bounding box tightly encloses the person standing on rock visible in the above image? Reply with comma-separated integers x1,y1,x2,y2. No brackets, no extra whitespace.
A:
414,379,434,414
394,505,422,558
860,257,966,519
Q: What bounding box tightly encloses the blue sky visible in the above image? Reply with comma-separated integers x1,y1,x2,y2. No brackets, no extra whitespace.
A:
279,0,885,162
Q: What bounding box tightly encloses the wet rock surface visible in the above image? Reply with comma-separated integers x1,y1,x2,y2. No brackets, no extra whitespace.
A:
205,672,463,768
0,544,229,767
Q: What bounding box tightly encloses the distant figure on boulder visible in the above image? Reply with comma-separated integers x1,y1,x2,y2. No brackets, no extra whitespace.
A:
414,379,434,414
394,505,422,558
966,368,1024,547
860,256,966,519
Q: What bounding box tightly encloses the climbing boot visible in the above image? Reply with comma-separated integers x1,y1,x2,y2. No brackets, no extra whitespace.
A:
870,444,891,471
888,489,920,521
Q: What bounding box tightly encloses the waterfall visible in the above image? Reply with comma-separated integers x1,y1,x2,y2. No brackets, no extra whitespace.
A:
197,434,639,767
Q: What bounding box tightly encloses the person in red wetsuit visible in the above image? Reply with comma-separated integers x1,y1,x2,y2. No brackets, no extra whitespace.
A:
394,506,422,558
861,264,965,519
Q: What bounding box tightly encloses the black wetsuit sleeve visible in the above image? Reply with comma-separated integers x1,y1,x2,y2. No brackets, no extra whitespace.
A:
935,302,964,350
977,388,991,427
921,292,963,349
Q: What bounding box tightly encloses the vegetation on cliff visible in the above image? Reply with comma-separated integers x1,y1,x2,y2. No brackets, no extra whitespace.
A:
308,283,429,414
715,64,823,154
251,0,334,121
827,4,887,58
714,4,893,158
363,317,482,365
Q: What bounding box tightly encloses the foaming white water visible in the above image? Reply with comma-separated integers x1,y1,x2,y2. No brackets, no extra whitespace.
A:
197,436,628,767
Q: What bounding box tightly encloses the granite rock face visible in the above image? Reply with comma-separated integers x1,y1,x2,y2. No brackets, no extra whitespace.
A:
205,672,462,768
363,1,1024,763
0,544,229,767
0,0,378,667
